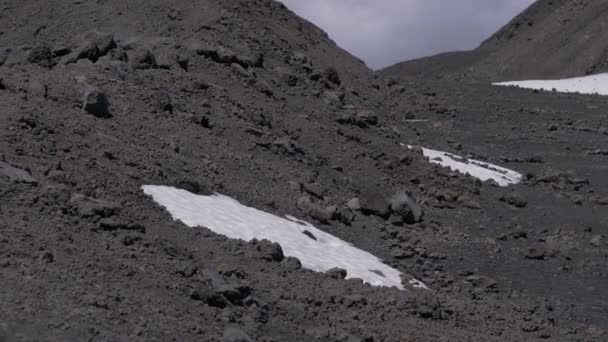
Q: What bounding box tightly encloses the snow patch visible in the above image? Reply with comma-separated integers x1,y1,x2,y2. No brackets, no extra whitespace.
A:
142,185,427,290
405,145,522,187
493,73,608,95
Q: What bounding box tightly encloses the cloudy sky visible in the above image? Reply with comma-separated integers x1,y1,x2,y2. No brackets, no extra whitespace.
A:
278,0,536,69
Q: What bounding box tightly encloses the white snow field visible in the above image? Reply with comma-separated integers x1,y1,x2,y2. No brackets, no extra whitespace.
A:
142,185,427,290
493,73,608,95
405,145,522,187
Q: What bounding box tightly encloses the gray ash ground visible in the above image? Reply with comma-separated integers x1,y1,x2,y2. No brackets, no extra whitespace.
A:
1,0,607,341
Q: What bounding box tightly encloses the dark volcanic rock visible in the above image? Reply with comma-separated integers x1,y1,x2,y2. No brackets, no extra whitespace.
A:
83,87,111,117
359,192,390,218
255,239,284,262
326,267,348,279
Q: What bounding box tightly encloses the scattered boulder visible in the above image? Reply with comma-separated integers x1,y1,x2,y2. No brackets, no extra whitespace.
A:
590,235,603,247
359,192,390,218
255,239,284,262
0,161,38,184
155,91,173,113
83,87,111,118
525,247,546,260
173,180,213,195
326,267,347,279
69,194,119,218
27,45,53,67
500,193,528,208
97,219,146,233
155,48,178,69
129,48,157,69
303,182,325,198
322,90,344,107
65,31,117,63
389,191,423,224
347,198,361,211
188,40,263,68
355,110,378,127
281,257,302,271
323,67,341,85
297,195,337,224
191,282,251,308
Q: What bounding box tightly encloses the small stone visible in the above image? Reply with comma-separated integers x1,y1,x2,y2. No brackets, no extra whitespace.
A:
122,235,141,246
129,48,157,69
155,91,173,113
255,239,284,262
70,194,119,218
322,90,343,107
27,78,47,99
40,251,54,264
27,45,53,67
391,248,415,260
347,198,361,211
326,267,347,279
303,182,325,198
177,263,198,278
590,235,603,247
525,247,546,260
296,195,336,223
222,327,252,342
323,67,341,85
190,288,229,308
281,257,302,271
83,87,111,118
155,48,177,69
501,193,527,208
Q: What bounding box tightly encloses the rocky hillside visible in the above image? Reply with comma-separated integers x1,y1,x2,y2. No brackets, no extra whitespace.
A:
1,0,608,341
381,0,608,81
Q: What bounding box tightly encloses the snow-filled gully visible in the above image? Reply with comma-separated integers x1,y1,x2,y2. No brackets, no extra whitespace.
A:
142,185,427,291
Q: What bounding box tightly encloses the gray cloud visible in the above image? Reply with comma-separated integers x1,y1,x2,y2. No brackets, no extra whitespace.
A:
279,0,536,69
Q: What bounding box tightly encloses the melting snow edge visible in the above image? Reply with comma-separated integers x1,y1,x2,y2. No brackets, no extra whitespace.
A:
142,185,427,290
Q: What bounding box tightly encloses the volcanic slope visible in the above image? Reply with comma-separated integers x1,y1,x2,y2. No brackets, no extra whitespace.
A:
1,0,607,341
381,0,608,81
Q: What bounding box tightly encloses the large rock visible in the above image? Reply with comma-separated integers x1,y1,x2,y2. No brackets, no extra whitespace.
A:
359,192,390,218
389,191,423,224
65,31,117,63
254,239,284,262
0,161,38,184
